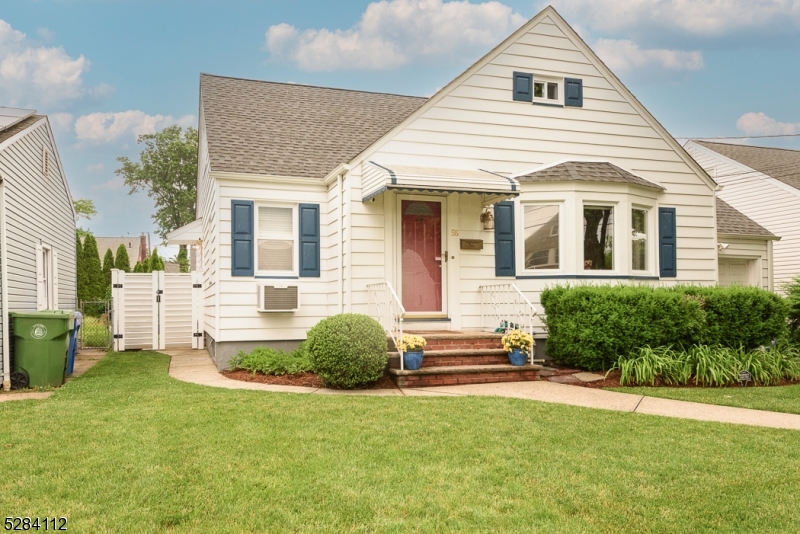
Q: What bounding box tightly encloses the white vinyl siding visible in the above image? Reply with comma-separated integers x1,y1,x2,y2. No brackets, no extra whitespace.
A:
0,119,76,315
686,141,799,292
197,108,219,339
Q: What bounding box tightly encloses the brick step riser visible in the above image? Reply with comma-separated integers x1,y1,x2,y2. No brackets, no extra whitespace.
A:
388,354,510,369
395,370,540,388
422,340,504,351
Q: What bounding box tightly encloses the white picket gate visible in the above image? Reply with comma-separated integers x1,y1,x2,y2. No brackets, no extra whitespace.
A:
111,269,204,352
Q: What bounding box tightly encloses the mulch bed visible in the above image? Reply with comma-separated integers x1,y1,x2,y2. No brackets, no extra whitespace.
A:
222,369,399,390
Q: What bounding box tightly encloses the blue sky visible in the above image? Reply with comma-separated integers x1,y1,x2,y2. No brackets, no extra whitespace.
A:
2,0,799,248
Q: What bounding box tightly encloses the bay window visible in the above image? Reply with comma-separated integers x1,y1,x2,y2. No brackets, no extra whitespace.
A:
523,204,560,269
583,206,614,270
632,208,648,271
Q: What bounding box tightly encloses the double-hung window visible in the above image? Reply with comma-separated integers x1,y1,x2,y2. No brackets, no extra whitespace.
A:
523,204,560,270
583,206,614,270
632,208,648,271
257,205,296,274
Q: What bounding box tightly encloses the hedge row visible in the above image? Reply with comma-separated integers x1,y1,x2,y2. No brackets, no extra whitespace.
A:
540,284,789,371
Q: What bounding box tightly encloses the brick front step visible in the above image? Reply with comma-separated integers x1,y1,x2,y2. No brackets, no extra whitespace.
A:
399,331,505,351
388,364,541,388
388,349,510,369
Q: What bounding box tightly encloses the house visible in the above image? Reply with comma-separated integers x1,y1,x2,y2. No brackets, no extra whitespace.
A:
93,234,149,269
171,6,774,373
686,140,797,290
0,108,77,391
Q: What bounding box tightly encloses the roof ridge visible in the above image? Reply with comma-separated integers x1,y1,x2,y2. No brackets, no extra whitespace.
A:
200,72,428,101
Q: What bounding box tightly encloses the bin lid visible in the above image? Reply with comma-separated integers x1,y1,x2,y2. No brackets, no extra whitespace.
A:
10,310,74,320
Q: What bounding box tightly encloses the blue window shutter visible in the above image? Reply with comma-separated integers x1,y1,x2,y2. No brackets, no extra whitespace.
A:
564,78,583,107
494,201,516,277
231,200,254,276
298,203,320,277
658,207,677,278
512,72,533,102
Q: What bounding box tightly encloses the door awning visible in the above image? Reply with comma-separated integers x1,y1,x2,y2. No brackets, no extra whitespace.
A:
166,218,203,246
362,162,520,205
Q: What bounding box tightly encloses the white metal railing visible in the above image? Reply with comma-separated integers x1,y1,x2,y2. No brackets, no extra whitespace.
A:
367,282,406,370
479,283,538,364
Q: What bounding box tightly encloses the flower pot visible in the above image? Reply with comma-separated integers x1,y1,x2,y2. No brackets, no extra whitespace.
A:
507,348,528,366
403,350,424,370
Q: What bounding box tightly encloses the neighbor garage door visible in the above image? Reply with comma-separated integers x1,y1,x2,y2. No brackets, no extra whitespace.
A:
718,259,752,287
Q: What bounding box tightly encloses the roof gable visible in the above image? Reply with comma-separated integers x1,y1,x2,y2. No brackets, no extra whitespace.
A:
200,74,426,179
695,140,800,191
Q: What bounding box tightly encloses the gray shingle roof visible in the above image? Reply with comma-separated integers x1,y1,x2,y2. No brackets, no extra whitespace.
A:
516,161,665,189
695,140,800,191
716,197,774,237
0,114,43,144
200,74,428,179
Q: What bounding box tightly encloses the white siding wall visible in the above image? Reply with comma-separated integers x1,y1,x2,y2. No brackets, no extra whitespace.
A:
196,109,219,339
216,179,330,342
686,141,800,290
0,119,76,313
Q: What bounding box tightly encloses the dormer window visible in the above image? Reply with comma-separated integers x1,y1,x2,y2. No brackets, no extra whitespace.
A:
533,76,561,104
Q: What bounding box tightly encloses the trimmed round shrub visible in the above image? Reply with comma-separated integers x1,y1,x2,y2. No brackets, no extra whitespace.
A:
306,314,388,388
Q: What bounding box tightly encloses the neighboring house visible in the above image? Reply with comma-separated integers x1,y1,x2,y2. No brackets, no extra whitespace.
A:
92,234,149,269
171,6,770,369
714,197,777,290
686,140,800,291
0,108,77,390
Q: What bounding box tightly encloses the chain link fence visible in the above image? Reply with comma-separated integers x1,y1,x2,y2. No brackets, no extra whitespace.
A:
79,300,112,349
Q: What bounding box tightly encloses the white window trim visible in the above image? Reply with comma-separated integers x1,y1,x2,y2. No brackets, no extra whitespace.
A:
631,204,655,275
254,202,298,277
520,201,565,274
581,202,618,274
36,243,58,310
532,74,564,105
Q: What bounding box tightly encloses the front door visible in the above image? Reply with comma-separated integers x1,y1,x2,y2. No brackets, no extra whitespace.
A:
401,199,444,313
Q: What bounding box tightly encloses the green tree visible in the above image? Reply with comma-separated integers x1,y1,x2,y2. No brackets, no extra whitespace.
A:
82,234,105,300
133,261,144,273
102,248,114,292
75,232,87,301
115,126,198,242
176,246,189,273
114,244,131,273
73,199,97,238
149,248,165,272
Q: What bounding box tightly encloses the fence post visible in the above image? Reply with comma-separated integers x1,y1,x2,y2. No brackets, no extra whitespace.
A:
156,270,166,350
191,270,204,349
111,269,125,351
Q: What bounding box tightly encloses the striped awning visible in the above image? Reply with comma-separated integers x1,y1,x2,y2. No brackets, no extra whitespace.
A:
362,162,520,205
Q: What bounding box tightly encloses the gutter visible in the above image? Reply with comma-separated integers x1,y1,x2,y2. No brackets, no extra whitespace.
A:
0,175,10,390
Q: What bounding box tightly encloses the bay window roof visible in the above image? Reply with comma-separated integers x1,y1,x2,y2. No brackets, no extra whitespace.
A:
516,161,665,190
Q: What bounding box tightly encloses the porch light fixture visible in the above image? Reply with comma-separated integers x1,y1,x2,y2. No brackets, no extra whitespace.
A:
480,208,494,230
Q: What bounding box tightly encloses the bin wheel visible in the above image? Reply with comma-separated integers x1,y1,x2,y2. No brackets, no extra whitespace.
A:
10,372,28,390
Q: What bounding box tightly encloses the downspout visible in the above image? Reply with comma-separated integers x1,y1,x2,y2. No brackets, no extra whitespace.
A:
0,175,10,391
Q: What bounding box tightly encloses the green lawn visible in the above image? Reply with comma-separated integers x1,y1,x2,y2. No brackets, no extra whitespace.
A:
609,383,800,415
2,353,800,533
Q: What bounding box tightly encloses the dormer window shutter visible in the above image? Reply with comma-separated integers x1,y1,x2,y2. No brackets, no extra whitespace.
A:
231,200,254,276
494,201,516,277
298,203,320,277
658,207,677,278
512,72,533,102
564,78,583,107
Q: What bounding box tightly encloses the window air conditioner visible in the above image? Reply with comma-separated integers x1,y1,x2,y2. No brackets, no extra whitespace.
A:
257,283,299,312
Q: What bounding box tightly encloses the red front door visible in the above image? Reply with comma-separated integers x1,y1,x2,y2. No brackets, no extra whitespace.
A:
401,200,443,312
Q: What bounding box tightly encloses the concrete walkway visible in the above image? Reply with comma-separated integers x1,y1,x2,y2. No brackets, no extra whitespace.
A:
165,348,800,430
0,349,106,402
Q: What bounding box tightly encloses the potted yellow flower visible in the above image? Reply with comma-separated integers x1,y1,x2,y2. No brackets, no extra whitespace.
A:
502,329,534,366
397,334,427,370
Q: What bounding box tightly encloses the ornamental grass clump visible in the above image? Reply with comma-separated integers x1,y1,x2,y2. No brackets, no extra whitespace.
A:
502,330,534,354
397,334,426,352
306,313,388,389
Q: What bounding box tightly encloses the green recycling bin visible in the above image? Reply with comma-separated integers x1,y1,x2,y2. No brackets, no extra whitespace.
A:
10,311,75,389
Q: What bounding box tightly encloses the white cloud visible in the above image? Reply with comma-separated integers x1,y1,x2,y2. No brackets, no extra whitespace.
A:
74,111,195,143
265,0,526,71
594,39,704,73
93,176,125,191
546,0,800,37
86,163,104,173
736,112,800,136
49,112,73,131
0,19,110,109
